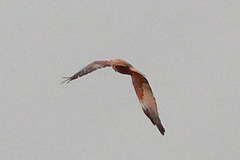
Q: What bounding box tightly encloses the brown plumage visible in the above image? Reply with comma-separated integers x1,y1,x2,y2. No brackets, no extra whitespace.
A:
62,59,165,135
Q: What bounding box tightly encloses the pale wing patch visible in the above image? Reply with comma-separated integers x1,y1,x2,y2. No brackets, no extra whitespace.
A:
140,102,147,110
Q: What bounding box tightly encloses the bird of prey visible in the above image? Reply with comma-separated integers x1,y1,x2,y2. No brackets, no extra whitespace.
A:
62,59,165,135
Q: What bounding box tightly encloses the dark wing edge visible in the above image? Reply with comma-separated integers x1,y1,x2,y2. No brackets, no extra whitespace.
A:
61,60,111,84
142,105,165,136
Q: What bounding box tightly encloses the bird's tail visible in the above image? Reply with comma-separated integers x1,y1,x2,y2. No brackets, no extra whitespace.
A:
156,122,165,136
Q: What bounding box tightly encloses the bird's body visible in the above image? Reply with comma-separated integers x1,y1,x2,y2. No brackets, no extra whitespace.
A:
62,59,165,135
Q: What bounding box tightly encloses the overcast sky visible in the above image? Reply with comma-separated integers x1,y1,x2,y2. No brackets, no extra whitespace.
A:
1,1,240,160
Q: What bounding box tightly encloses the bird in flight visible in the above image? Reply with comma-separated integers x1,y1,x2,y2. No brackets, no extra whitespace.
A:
62,59,165,135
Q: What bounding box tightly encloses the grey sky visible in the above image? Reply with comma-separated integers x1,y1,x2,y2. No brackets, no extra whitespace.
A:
1,1,240,160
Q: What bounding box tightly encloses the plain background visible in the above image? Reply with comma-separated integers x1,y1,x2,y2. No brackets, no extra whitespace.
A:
1,1,240,160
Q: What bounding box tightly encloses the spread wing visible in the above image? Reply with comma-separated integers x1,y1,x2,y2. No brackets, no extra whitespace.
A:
131,72,165,135
61,60,112,84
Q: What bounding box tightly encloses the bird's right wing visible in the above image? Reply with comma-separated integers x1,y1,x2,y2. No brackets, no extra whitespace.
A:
61,60,112,84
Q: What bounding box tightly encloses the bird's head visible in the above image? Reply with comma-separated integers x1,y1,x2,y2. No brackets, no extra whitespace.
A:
110,59,135,75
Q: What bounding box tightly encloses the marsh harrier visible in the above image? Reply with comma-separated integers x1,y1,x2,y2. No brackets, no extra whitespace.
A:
62,59,165,135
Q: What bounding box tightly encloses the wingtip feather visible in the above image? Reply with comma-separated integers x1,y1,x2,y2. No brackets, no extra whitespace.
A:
61,77,71,85
156,123,165,136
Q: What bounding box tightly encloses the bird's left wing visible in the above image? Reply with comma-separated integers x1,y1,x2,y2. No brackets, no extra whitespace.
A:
61,60,112,84
131,72,165,135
